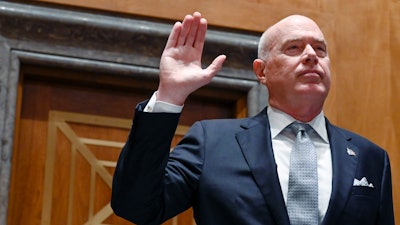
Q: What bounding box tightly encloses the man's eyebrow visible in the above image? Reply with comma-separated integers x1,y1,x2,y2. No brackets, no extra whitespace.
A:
283,38,327,45
314,39,327,45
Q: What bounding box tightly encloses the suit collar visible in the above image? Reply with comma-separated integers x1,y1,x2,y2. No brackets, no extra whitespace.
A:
236,108,291,225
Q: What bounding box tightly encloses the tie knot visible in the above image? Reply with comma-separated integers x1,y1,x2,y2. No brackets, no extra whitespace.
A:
288,121,312,135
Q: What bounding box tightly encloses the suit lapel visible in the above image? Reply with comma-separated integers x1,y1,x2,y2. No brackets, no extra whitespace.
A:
235,110,290,225
321,119,359,225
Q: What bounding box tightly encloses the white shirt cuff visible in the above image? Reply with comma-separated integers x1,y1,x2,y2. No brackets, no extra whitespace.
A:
143,91,184,113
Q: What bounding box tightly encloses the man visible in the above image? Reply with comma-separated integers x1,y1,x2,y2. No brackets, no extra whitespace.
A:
111,12,394,225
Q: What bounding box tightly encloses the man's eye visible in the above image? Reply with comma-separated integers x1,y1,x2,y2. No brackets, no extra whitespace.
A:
313,44,327,55
315,47,327,57
316,47,326,52
285,45,301,55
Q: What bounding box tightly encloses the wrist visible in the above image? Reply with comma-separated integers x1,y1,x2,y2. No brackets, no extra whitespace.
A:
156,89,186,106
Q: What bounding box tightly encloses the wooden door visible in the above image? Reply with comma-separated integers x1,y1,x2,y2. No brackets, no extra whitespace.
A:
7,65,244,225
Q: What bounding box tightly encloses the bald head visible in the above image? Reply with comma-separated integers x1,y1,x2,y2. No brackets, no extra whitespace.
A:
258,15,326,60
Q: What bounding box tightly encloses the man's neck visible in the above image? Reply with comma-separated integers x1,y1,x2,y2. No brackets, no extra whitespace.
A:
268,101,323,122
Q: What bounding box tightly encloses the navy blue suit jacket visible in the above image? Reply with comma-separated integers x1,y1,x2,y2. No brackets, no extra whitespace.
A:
112,103,394,225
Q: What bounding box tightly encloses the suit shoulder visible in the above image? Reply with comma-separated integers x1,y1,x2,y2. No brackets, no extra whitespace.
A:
197,108,267,129
197,117,249,129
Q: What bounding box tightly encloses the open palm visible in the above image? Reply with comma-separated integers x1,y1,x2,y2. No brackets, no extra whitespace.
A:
157,12,226,105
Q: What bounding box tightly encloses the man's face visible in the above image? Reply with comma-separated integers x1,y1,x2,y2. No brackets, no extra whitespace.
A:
263,17,331,108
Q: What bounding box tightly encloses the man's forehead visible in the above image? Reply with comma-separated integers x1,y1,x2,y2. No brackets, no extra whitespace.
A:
260,15,327,52
273,23,326,45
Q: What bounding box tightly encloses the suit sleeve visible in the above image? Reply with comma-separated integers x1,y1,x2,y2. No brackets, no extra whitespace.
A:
377,151,395,225
111,101,180,224
111,101,204,225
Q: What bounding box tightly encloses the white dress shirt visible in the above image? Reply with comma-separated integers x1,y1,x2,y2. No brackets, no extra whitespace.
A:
144,92,332,221
267,106,332,222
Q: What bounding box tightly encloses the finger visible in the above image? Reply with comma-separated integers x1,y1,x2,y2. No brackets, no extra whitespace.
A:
193,17,207,51
165,21,182,49
185,12,202,47
177,14,194,46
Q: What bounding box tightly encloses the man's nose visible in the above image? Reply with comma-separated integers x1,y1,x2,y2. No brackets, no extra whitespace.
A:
301,45,318,64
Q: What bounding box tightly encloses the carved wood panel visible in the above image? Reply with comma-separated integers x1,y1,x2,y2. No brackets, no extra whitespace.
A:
41,111,191,224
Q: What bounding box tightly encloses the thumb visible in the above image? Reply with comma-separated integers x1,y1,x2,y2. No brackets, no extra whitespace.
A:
205,55,226,76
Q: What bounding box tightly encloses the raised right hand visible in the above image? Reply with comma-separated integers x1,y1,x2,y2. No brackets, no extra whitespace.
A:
156,12,226,106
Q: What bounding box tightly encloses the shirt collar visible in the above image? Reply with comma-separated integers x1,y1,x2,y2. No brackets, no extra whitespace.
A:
267,106,329,143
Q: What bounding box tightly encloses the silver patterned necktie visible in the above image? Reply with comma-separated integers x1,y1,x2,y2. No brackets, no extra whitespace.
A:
287,122,319,225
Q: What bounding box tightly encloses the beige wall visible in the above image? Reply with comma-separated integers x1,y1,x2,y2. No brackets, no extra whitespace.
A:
35,0,400,223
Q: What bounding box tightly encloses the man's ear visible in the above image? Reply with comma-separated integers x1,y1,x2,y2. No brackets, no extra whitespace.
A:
253,59,267,84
